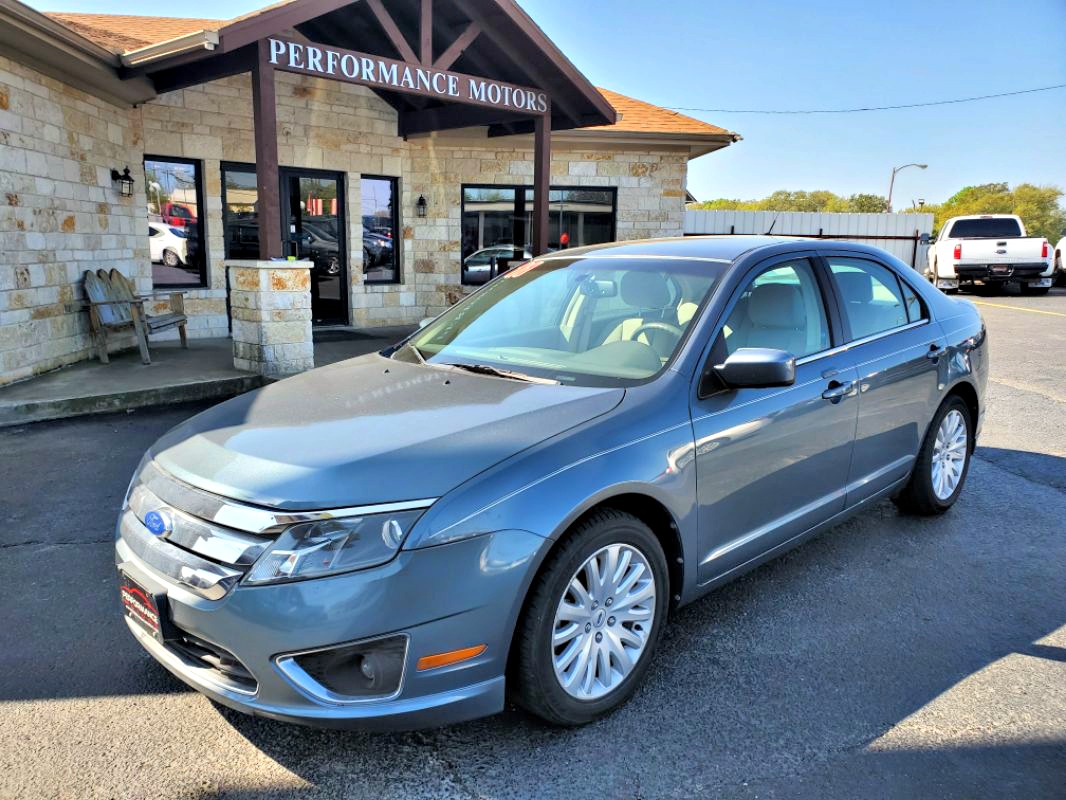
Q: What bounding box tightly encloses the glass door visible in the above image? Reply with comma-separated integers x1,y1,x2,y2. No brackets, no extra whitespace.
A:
282,168,347,325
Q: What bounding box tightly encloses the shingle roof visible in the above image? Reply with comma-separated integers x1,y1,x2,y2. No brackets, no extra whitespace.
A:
590,88,733,138
42,10,734,140
44,12,222,53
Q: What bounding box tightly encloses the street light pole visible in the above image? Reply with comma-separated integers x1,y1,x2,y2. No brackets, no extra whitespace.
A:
887,163,928,212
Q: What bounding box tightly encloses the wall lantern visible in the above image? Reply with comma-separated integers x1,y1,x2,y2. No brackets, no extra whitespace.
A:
110,166,135,197
415,194,428,218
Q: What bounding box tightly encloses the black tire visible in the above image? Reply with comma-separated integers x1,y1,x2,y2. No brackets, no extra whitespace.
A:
894,396,973,516
511,509,669,726
1021,284,1050,296
162,249,181,268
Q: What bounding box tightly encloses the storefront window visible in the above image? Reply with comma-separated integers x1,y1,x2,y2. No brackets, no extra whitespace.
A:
362,176,400,283
461,185,616,285
221,163,259,260
144,157,206,287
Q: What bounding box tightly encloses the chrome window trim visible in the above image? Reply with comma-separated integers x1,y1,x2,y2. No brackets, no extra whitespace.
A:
795,319,930,366
140,460,437,535
274,633,410,706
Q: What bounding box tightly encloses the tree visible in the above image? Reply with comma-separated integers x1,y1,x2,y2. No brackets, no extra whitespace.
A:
897,183,1066,239
689,190,887,213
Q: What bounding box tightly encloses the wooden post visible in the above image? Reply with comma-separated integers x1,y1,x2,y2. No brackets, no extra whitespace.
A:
420,0,433,64
531,102,551,256
252,39,283,260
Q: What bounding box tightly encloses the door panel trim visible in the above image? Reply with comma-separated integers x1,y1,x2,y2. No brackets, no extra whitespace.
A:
795,319,929,366
844,453,915,501
699,485,846,567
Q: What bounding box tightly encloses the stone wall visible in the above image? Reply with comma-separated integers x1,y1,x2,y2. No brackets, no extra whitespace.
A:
1,62,692,386
392,137,688,327
141,71,690,329
0,54,145,385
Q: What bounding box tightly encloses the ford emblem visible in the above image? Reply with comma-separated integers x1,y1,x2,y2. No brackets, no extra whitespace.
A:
144,510,172,537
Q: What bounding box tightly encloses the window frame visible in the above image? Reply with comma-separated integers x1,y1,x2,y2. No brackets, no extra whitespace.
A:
219,160,259,261
361,174,402,285
819,253,929,345
697,251,842,398
459,183,618,286
144,154,207,289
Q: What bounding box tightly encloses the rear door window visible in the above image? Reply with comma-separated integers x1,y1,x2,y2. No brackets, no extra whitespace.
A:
827,257,909,339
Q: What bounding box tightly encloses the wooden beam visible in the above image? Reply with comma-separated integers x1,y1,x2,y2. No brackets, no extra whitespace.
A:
432,21,480,71
399,103,527,136
252,39,282,260
531,101,551,256
420,0,433,65
144,44,255,93
219,0,358,53
365,0,418,64
451,0,582,125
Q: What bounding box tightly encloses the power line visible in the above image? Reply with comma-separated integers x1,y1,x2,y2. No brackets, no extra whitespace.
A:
665,83,1066,114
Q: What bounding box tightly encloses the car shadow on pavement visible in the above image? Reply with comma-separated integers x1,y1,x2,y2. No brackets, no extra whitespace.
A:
211,451,1066,798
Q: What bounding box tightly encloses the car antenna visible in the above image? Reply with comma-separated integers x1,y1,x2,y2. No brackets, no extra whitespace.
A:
765,214,780,235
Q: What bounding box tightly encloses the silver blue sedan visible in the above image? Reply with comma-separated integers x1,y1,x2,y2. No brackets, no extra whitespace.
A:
115,236,987,729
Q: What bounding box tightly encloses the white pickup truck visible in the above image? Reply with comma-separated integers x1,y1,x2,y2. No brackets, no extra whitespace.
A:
927,214,1054,295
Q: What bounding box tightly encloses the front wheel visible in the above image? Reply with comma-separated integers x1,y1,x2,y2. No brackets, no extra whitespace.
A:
511,510,669,726
894,396,973,516
162,249,181,268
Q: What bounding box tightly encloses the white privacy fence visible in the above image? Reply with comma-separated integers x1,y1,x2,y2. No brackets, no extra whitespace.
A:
684,210,935,269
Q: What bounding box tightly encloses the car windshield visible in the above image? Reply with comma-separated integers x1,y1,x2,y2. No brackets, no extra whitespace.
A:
393,256,725,387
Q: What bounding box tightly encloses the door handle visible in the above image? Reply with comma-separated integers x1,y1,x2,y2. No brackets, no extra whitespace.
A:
822,380,854,402
926,344,948,361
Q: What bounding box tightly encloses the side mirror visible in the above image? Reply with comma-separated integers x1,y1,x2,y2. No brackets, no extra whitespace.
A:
713,347,796,388
919,233,931,244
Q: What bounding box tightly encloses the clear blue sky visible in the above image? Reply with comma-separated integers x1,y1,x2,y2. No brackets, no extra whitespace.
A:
34,0,1066,204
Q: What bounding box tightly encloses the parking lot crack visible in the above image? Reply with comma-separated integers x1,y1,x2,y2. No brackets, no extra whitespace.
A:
0,538,112,549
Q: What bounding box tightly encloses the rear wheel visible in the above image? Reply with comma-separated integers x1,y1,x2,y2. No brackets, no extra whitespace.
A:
511,510,669,726
894,396,973,516
162,249,181,268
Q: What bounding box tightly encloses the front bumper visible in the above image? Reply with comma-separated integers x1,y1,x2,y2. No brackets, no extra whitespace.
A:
115,528,547,730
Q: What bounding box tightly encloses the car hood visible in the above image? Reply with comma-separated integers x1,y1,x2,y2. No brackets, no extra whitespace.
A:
151,354,624,510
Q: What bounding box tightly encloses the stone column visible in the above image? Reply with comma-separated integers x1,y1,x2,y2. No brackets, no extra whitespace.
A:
226,260,315,377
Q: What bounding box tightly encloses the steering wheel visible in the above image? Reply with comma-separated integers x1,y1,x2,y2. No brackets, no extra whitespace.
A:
628,321,684,349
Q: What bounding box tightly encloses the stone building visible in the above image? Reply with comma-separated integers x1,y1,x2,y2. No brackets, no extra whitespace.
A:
0,0,738,385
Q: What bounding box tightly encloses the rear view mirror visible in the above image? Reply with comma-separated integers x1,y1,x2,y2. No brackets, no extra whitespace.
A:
919,233,931,244
580,279,618,298
713,348,796,388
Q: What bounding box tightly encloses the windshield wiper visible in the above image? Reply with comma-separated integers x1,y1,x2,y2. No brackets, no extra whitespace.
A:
440,362,560,384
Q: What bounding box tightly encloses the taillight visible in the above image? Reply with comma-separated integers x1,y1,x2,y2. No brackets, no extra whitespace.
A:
1042,240,1049,258
953,243,962,260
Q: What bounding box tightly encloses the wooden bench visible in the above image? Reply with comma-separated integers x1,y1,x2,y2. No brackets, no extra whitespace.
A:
83,269,188,365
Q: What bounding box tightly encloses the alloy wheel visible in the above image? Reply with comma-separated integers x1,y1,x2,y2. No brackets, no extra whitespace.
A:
551,543,656,701
932,409,968,500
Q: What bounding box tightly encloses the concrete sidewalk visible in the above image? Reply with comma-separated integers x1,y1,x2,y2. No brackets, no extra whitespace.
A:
0,326,414,427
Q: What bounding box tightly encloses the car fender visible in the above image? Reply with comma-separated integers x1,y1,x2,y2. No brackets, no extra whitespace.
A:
410,374,701,602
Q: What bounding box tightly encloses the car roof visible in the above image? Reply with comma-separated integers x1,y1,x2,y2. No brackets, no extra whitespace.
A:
540,235,824,263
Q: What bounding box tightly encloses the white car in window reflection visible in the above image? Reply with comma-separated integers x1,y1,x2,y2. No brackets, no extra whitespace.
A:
148,221,188,268
463,246,534,284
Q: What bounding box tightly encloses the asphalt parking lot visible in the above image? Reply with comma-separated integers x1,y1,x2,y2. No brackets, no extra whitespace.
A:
1,286,1064,800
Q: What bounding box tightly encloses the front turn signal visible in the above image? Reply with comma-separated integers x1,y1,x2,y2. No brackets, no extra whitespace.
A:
416,644,487,672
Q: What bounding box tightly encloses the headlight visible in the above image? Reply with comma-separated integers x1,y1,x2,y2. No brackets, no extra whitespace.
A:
244,510,424,585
